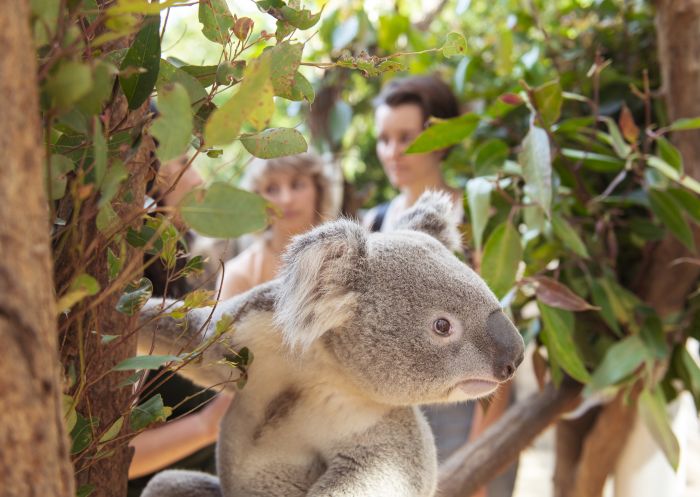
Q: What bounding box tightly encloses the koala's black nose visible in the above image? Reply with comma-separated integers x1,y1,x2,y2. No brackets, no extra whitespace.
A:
486,310,525,381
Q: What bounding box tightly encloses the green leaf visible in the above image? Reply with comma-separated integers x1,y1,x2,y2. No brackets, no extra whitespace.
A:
533,80,562,129
539,303,591,383
495,27,513,76
44,61,93,111
442,32,467,58
119,16,161,110
674,346,700,409
247,81,274,131
215,60,246,86
668,116,700,131
560,149,625,173
70,413,96,454
100,334,119,344
76,61,117,115
91,117,107,186
204,54,271,146
57,274,100,312
405,113,479,154
130,394,172,431
180,64,218,88
63,394,78,433
473,139,508,176
240,128,307,159
288,72,315,103
519,125,552,215
648,189,695,251
656,137,682,173
551,214,589,258
639,388,680,471
151,83,193,162
198,0,234,44
481,222,522,299
466,177,492,252
108,0,190,15
647,156,680,182
589,278,622,336
45,154,75,201
158,60,208,110
585,336,648,393
269,42,304,100
76,484,95,497
668,187,700,223
279,5,322,29
98,416,124,443
600,117,632,158
116,277,153,316
112,354,182,371
180,183,269,238
96,204,120,233
98,160,128,208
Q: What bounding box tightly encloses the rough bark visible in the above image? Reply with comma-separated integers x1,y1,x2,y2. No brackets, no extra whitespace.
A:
0,1,75,495
438,378,582,497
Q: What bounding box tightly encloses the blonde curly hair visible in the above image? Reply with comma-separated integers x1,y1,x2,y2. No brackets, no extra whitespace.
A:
240,152,337,224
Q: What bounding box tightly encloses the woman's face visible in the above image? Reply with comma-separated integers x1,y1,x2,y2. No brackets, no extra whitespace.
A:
258,169,318,236
375,103,443,189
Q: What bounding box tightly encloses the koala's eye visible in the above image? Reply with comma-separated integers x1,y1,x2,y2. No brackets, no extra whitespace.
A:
432,318,452,337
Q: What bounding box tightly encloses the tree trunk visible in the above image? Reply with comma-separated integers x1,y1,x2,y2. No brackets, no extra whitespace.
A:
0,1,75,495
438,378,582,497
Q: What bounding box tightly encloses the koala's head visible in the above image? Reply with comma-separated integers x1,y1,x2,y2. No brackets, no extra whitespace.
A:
274,192,524,406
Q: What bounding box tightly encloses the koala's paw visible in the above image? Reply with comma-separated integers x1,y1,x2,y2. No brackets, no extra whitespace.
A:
394,190,462,252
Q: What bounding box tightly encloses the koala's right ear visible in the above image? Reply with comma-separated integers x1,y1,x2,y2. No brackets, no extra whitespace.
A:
274,219,367,352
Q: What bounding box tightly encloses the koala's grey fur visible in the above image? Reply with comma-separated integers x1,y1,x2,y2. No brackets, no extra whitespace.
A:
139,192,524,497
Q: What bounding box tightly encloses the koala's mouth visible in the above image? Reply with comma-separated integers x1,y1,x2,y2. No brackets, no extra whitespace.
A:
456,379,500,398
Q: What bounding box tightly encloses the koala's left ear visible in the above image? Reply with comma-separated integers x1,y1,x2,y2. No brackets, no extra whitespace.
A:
393,191,462,252
274,219,367,352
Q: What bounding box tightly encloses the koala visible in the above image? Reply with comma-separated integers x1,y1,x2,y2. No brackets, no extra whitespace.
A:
138,191,524,497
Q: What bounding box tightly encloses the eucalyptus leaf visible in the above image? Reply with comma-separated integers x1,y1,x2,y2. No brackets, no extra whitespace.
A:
116,277,153,316
466,177,492,252
130,394,172,431
551,214,589,258
45,154,75,201
442,32,467,58
639,388,680,471
561,148,625,173
533,80,562,129
585,336,648,393
98,416,124,443
600,117,631,158
247,81,274,131
405,114,479,154
199,0,234,44
180,64,218,88
539,303,591,383
119,16,161,110
519,125,552,215
180,183,269,238
648,189,695,251
481,222,522,299
57,273,100,312
151,83,193,162
269,42,304,100
668,116,700,131
530,276,597,311
668,188,700,223
158,60,208,111
112,354,182,371
70,413,96,454
656,137,682,173
240,128,308,159
76,484,95,497
99,160,128,208
44,61,93,111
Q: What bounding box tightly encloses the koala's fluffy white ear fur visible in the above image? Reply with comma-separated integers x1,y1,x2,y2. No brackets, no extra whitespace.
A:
393,191,462,252
274,219,367,352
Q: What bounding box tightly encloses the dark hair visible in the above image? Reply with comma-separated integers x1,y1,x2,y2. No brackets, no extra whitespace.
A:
373,75,460,125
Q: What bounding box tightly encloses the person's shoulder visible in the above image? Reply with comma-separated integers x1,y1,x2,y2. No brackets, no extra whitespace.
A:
219,241,264,297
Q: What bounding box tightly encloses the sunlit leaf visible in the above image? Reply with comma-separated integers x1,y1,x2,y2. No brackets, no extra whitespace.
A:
600,116,631,158
130,394,172,431
269,42,303,100
639,388,680,471
180,64,218,88
619,104,639,144
204,54,271,146
519,125,552,215
289,72,315,103
57,273,100,312
119,16,161,110
405,113,479,154
116,277,153,316
442,32,467,58
466,177,492,252
199,0,234,45
158,60,208,111
561,148,625,172
63,394,77,433
112,354,181,371
98,416,124,443
668,116,700,131
180,183,269,238
215,60,246,86
240,128,307,159
481,222,522,299
247,81,274,130
539,303,591,383
533,80,562,129
151,83,193,162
